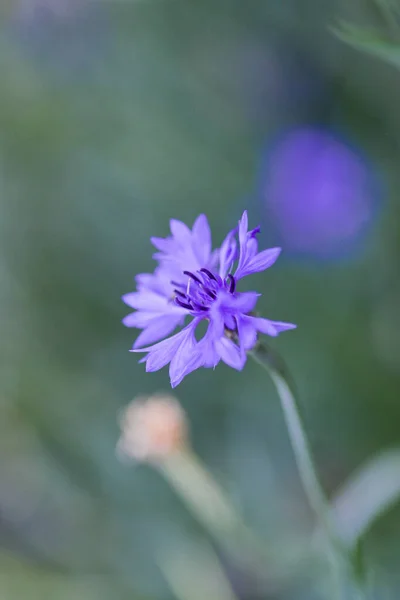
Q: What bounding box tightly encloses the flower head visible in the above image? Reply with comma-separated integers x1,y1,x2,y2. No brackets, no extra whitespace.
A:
123,211,296,387
116,394,188,463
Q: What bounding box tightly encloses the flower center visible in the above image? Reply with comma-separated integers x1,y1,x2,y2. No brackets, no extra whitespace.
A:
172,268,236,313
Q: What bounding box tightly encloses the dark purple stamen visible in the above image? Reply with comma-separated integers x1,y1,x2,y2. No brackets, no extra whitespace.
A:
203,288,217,300
171,280,185,289
191,302,208,312
173,268,221,313
175,297,193,310
200,268,217,281
227,274,236,293
183,270,202,285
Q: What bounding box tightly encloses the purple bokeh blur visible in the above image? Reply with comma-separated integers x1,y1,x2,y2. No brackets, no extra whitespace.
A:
260,128,379,258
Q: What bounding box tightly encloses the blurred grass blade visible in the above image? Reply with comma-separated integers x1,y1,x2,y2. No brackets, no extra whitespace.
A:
158,449,272,570
158,540,239,600
157,448,302,593
0,551,124,600
333,21,400,68
331,448,400,548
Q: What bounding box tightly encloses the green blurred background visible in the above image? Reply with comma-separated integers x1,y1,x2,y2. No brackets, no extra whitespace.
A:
1,0,400,598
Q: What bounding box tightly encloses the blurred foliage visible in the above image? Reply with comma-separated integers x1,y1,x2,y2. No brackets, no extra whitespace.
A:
334,22,400,69
1,0,400,598
334,0,400,69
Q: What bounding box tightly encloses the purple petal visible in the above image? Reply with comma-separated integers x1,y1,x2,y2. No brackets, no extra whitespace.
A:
122,291,183,314
135,273,154,288
215,337,246,370
238,211,248,247
122,292,141,308
177,319,220,371
133,314,184,348
250,316,297,337
135,273,168,296
169,323,195,377
209,248,220,270
169,321,203,387
218,230,237,278
236,211,252,276
245,235,258,260
207,304,227,338
237,316,258,350
170,219,191,240
224,314,236,330
136,272,172,296
237,247,281,278
122,291,165,311
150,236,175,253
131,324,194,372
203,344,221,368
122,311,156,328
144,338,183,371
170,350,205,387
199,320,223,368
152,251,177,263
218,291,260,314
192,214,211,265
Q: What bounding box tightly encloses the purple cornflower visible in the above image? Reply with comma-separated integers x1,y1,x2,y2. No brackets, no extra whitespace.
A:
123,211,296,387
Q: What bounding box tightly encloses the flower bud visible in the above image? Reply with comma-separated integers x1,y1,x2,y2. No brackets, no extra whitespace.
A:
117,393,188,463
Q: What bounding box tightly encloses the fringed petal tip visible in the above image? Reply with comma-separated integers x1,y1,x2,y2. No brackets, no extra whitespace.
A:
239,210,248,226
122,314,134,327
121,292,137,307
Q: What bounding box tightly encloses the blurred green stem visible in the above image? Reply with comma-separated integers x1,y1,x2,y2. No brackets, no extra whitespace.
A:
159,449,246,544
158,448,296,594
158,449,270,569
249,343,360,600
158,539,240,600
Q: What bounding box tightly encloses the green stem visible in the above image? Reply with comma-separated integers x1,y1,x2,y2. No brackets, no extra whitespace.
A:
158,539,241,600
249,343,355,600
158,449,276,577
158,448,309,594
